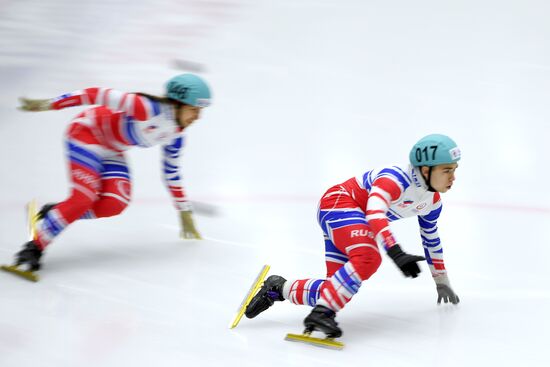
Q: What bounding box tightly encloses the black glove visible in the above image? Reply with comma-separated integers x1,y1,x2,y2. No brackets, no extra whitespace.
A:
387,244,425,278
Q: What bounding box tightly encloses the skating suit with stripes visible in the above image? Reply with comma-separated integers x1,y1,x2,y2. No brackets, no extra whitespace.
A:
35,88,190,248
283,164,447,312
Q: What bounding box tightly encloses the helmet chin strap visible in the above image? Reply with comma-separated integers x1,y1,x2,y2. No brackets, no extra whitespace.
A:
175,104,185,128
424,166,437,192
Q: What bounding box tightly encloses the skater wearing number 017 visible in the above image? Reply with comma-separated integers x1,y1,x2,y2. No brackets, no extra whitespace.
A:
8,74,211,276
245,134,461,339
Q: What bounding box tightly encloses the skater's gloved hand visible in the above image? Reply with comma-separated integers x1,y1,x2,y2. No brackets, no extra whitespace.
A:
434,274,460,305
18,97,52,112
179,210,202,240
387,244,425,278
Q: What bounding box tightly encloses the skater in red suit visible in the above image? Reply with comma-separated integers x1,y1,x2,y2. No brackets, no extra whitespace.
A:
13,74,211,273
245,134,461,338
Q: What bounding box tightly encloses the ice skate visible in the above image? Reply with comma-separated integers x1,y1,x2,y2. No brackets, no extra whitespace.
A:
36,202,57,220
1,200,43,282
285,306,344,350
14,240,43,271
303,305,342,337
229,264,271,329
2,241,43,281
244,274,287,319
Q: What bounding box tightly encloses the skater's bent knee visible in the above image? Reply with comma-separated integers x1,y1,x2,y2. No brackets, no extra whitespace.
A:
350,248,382,280
67,190,98,211
92,197,129,218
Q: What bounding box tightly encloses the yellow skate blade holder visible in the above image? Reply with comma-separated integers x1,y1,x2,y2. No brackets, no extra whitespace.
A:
285,332,345,350
1,265,39,282
229,264,270,329
27,199,39,241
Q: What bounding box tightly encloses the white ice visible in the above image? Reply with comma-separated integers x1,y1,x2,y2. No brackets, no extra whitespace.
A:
1,0,549,366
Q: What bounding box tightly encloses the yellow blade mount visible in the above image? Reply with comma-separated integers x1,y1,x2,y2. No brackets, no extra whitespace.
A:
27,199,39,240
1,265,39,282
285,333,344,350
229,264,270,329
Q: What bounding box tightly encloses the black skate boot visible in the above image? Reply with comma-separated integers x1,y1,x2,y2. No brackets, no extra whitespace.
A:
15,240,43,271
245,275,286,319
303,305,342,338
37,203,57,220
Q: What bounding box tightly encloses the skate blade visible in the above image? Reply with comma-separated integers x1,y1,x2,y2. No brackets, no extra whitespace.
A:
285,333,344,350
1,265,39,282
229,264,270,329
27,199,39,240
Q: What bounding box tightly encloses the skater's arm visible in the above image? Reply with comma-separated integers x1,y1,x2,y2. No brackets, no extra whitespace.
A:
25,88,160,120
161,136,201,239
418,196,459,304
368,171,426,278
161,136,191,211
418,194,445,277
366,176,403,251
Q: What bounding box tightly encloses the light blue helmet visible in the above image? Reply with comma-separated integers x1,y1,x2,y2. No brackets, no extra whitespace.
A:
166,74,211,107
409,134,461,167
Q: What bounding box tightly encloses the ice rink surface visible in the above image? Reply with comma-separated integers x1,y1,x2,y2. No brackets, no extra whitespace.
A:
1,0,549,366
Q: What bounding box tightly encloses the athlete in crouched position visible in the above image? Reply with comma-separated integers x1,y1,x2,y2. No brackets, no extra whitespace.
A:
245,134,461,338
13,74,211,273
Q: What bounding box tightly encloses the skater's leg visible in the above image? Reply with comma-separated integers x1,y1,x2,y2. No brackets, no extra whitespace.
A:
314,215,381,311
324,235,347,277
34,122,110,249
279,235,345,306
80,154,132,219
284,188,381,311
245,186,380,327
316,187,382,311
291,207,380,337
34,157,130,221
283,241,380,311
13,117,119,270
35,165,100,248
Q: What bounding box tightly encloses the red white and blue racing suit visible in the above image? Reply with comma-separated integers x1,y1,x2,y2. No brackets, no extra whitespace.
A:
284,165,447,311
35,88,190,249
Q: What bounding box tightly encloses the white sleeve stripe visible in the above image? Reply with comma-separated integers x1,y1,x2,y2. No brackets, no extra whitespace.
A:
369,186,393,202
367,196,389,210
366,213,386,220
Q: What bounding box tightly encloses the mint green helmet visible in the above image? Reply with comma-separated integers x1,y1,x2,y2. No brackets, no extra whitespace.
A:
409,134,461,167
166,74,211,107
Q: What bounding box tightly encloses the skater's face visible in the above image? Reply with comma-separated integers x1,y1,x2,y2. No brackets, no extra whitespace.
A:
421,163,458,193
178,105,202,129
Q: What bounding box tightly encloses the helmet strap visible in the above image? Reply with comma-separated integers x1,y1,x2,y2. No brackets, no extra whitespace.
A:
421,166,437,192
175,104,185,128
426,166,436,192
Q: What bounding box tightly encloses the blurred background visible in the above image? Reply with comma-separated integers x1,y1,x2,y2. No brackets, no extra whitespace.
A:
0,0,549,366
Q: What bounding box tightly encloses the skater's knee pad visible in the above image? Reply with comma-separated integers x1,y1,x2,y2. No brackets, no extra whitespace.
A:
349,246,382,280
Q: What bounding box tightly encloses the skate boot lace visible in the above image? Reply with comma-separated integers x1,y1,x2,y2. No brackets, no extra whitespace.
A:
267,290,280,300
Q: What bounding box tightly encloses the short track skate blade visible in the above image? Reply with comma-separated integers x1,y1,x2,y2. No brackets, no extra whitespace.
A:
285,333,344,350
27,199,39,241
1,265,39,282
229,264,271,329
